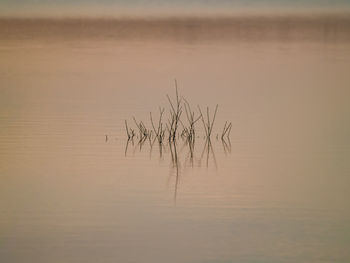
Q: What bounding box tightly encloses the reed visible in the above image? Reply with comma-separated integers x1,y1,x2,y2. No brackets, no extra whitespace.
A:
198,104,218,139
182,98,202,143
166,80,183,141
221,121,232,140
124,81,230,156
133,116,150,142
125,120,135,140
150,107,166,144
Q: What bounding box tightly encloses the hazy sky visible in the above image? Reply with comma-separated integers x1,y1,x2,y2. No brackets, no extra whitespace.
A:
1,0,350,16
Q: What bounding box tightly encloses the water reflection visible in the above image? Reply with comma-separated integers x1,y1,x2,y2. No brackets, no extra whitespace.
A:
124,136,228,168
124,135,231,204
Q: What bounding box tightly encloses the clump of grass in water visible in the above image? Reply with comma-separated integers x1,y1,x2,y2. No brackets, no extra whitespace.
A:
124,80,231,147
123,80,232,206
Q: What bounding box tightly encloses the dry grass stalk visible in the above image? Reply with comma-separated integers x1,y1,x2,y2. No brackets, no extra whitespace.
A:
198,104,218,139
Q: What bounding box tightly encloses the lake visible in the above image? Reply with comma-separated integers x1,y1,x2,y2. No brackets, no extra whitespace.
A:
1,15,350,263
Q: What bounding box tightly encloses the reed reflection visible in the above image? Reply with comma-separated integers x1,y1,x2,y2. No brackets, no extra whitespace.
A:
124,133,230,204
221,137,232,156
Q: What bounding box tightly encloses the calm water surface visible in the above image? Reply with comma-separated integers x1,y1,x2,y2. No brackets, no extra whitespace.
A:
1,18,350,263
